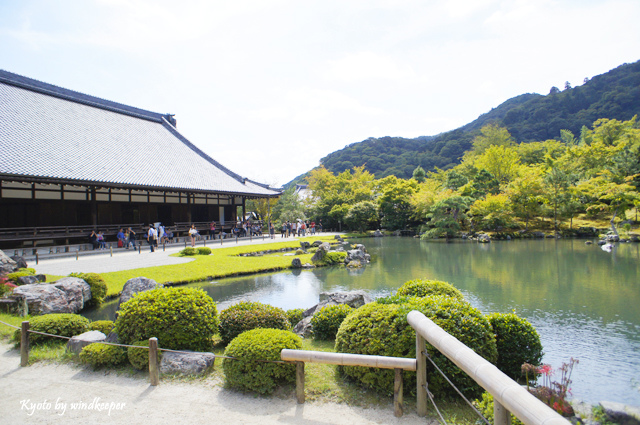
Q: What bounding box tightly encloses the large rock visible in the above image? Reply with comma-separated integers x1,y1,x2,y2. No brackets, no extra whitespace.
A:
16,275,45,286
291,258,302,268
373,230,384,237
0,249,18,274
310,242,331,263
599,401,640,425
118,277,161,309
11,277,91,315
300,241,311,250
10,256,28,269
66,331,106,354
160,351,216,375
292,291,373,337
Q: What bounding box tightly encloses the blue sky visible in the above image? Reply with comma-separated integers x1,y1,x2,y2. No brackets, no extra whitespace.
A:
2,0,639,186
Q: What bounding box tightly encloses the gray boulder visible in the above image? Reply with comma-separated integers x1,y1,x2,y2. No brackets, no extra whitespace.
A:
312,240,323,247
118,277,161,309
373,230,383,237
291,258,302,268
310,242,330,263
10,256,28,269
160,351,216,376
300,241,311,250
16,275,45,286
599,401,640,425
345,249,367,264
11,277,91,315
0,249,18,274
66,331,106,354
292,291,373,337
477,234,491,243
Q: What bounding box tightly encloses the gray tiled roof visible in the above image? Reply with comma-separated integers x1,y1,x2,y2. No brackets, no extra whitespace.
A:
0,70,280,197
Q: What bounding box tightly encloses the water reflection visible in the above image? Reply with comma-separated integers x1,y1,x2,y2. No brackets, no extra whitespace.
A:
83,237,640,405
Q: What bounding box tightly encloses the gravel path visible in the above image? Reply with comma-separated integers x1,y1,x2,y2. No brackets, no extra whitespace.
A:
0,343,429,425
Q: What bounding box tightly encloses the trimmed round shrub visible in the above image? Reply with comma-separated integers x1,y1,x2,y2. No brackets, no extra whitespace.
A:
88,320,114,335
396,278,464,301
197,247,212,255
335,296,497,398
79,343,127,368
286,308,304,328
314,251,347,266
219,301,290,345
179,247,197,256
486,312,544,381
13,313,89,345
128,339,163,370
69,272,108,306
223,328,302,394
115,287,219,351
295,248,304,255
311,304,353,340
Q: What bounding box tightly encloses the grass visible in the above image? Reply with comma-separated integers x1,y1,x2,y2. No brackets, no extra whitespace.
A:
46,235,340,297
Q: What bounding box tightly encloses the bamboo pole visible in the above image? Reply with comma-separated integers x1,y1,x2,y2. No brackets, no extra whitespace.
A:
281,349,415,371
416,333,428,416
296,361,305,404
20,321,29,367
149,337,159,386
494,399,511,425
394,368,403,418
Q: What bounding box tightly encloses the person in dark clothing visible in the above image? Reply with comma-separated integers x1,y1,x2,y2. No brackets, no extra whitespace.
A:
89,231,99,250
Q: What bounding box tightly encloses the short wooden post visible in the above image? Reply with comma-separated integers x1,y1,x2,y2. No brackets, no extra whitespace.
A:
76,249,79,260
296,361,305,404
416,334,428,416
138,244,141,254
20,321,30,367
494,399,511,425
35,252,38,265
163,242,166,251
149,337,160,386
394,368,403,417
110,246,113,257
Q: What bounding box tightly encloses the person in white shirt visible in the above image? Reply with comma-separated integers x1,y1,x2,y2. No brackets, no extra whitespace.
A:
189,224,197,247
147,224,157,252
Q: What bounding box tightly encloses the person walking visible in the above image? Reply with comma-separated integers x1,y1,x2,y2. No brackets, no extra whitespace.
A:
189,224,197,247
147,224,157,252
269,223,275,239
126,227,136,249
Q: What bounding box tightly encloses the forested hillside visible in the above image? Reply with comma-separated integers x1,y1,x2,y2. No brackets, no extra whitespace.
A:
314,60,640,180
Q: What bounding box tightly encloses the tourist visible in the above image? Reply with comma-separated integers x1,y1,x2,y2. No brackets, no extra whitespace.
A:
270,223,275,239
147,224,157,252
310,221,316,235
117,228,125,248
89,231,99,250
318,220,323,233
189,224,197,247
126,227,136,249
97,231,106,249
210,222,216,239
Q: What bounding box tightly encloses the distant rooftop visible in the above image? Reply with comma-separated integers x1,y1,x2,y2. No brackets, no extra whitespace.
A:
0,70,280,197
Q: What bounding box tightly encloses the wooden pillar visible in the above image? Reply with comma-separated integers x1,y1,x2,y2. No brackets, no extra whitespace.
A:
494,399,511,425
416,334,428,416
90,187,97,227
149,337,159,386
394,368,403,417
20,321,30,367
296,361,305,404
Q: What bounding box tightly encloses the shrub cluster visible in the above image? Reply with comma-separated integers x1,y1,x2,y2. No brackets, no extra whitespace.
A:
79,343,127,368
314,251,347,266
487,312,543,381
127,339,163,370
13,313,89,345
286,308,304,328
115,287,219,352
88,320,115,335
223,328,302,394
179,247,197,256
197,247,212,255
311,304,353,340
474,392,523,425
69,272,108,307
219,301,290,345
335,296,497,398
0,276,16,296
396,278,464,301
6,268,36,285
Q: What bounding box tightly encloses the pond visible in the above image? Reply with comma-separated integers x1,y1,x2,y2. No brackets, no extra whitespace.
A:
85,237,640,406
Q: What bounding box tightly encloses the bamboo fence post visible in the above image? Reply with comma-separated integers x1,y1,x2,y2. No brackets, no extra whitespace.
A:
296,361,305,404
149,337,160,386
494,399,511,425
20,321,30,367
394,368,403,417
416,333,428,417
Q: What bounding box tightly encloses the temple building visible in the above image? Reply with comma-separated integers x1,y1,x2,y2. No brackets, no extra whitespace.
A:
0,70,280,247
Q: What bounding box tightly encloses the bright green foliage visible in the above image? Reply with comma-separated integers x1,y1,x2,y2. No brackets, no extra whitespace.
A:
272,186,307,225
470,123,515,156
396,278,464,301
115,287,219,352
469,193,514,231
223,328,302,394
88,320,114,335
6,268,36,284
13,313,89,345
423,195,473,238
487,313,544,381
197,247,212,255
335,296,497,398
219,301,290,345
474,392,523,425
377,176,419,230
79,343,127,369
311,304,353,340
506,169,545,230
413,166,426,183
179,247,197,256
69,272,108,307
127,339,163,371
473,145,522,185
286,308,304,328
313,251,347,266
344,201,379,232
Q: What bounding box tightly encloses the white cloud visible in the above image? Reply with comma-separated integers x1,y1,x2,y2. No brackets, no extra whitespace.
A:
325,52,417,82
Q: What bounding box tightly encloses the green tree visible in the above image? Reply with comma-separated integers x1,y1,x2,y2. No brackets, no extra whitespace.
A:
412,166,426,183
424,195,473,238
344,201,379,232
377,176,418,230
272,187,307,225
506,168,545,230
542,157,575,233
473,145,522,185
469,123,515,156
469,193,513,231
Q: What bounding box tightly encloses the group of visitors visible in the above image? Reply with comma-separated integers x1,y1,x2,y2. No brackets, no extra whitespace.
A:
280,220,321,238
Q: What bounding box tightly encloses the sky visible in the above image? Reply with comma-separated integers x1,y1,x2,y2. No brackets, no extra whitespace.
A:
1,0,639,187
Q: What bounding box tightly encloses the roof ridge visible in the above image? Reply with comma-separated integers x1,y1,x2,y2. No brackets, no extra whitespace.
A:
0,69,168,123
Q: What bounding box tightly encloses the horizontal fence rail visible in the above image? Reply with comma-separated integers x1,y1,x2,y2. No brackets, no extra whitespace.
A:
407,310,571,425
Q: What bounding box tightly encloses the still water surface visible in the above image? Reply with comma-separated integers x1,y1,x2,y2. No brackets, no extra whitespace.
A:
88,237,640,405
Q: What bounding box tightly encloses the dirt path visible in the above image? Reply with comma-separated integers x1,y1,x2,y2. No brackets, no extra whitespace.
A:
0,343,430,425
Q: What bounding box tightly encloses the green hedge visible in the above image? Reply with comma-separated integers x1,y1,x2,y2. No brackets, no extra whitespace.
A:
197,247,212,255
223,328,302,394
127,339,163,371
474,392,523,425
311,304,353,340
79,343,127,368
335,296,497,398
487,312,543,381
6,268,36,285
314,251,347,266
88,320,114,335
115,287,219,352
219,301,290,345
286,308,304,328
396,278,464,301
13,313,90,345
179,247,197,256
69,272,108,307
